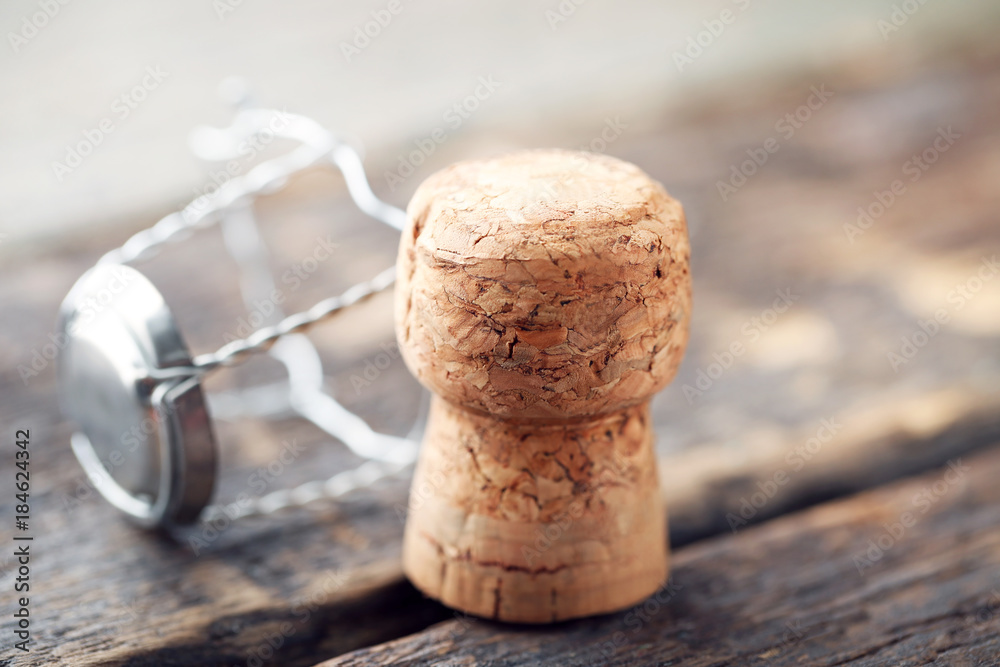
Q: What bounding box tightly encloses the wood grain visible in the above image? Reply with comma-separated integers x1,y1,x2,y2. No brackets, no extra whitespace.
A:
0,33,998,666
321,445,1000,666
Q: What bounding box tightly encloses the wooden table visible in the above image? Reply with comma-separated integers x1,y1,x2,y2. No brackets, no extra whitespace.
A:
2,35,1000,667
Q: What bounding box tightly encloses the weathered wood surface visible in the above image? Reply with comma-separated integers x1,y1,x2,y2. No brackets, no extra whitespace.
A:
323,446,1000,666
0,33,999,667
0,209,437,666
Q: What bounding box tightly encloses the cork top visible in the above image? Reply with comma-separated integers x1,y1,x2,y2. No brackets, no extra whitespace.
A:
406,150,675,262
396,149,691,421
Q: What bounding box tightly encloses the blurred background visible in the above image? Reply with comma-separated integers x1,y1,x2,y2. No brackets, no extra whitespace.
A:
1,0,997,240
2,1,1000,663
4,0,1000,537
4,0,999,479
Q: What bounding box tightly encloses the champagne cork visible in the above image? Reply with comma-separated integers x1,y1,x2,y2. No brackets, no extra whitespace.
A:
395,149,691,623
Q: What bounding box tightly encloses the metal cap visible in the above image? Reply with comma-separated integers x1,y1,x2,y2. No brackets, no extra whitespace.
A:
57,264,216,528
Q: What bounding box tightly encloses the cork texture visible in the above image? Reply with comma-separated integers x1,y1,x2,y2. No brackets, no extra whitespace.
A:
403,397,667,622
395,149,690,622
395,149,691,421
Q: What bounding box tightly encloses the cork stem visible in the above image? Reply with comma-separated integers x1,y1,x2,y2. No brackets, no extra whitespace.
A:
402,396,668,623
